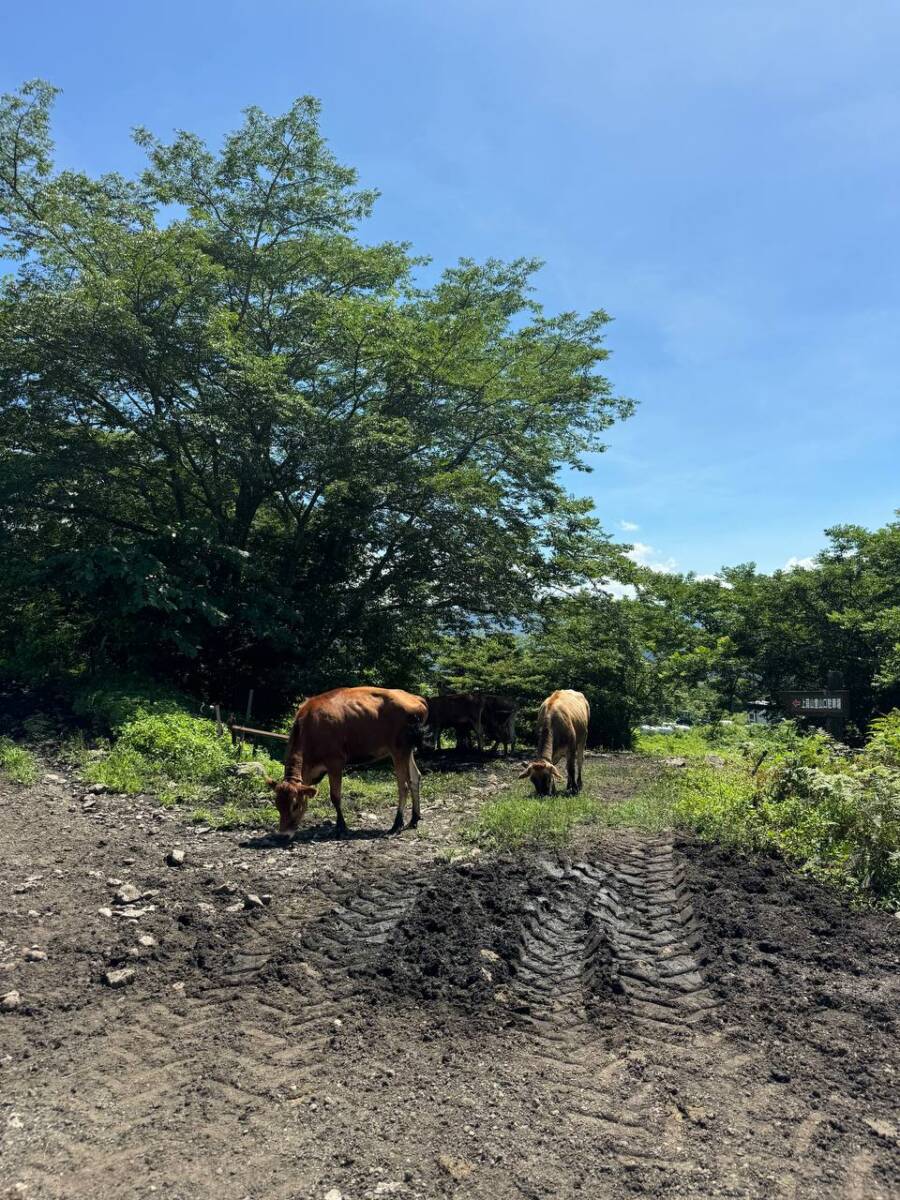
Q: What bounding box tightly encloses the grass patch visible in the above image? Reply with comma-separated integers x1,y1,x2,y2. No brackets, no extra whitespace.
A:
650,716,900,908
635,727,725,759
465,786,605,850
0,738,40,785
464,763,674,851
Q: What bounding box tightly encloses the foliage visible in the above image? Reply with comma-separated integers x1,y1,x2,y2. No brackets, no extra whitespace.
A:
0,737,39,784
0,80,631,709
433,579,649,749
650,718,900,907
865,710,900,768
629,519,900,731
81,708,272,795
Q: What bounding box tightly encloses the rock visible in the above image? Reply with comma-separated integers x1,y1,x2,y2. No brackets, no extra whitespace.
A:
81,798,96,809
1,991,22,1011
23,948,47,962
103,968,135,988
663,756,688,768
137,934,157,948
232,761,267,777
260,894,273,906
438,1154,473,1183
705,754,726,768
374,1185,404,1196
114,883,141,904
212,882,237,896
324,1191,343,1200
244,893,264,909
98,907,113,918
44,773,66,784
479,948,501,963
166,848,186,867
86,782,107,794
172,981,186,992
196,902,215,915
114,905,154,919
107,877,124,887
225,902,244,914
865,1117,898,1141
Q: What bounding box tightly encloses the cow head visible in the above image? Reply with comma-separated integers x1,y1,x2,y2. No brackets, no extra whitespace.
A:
518,759,564,796
268,778,318,836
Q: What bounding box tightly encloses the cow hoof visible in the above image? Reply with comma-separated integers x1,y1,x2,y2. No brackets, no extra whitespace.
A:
389,817,404,835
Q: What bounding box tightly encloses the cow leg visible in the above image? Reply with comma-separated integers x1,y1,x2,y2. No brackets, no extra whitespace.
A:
408,751,422,827
327,764,348,837
566,748,578,794
576,734,586,792
390,756,408,834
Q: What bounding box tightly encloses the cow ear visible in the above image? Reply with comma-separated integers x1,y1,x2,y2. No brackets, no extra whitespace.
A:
299,784,318,798
266,778,278,791
518,765,533,779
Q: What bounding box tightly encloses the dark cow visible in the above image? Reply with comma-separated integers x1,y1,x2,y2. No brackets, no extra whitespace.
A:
426,693,485,751
270,687,428,837
518,689,590,795
480,693,519,754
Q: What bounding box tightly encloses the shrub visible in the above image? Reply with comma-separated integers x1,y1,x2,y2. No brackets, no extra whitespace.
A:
82,711,242,794
658,721,900,907
0,739,40,785
69,675,192,733
864,710,900,768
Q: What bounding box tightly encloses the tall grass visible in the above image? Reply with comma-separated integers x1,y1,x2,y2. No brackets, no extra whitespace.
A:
0,738,40,785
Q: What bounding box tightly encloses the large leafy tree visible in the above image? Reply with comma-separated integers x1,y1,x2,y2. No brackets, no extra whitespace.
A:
0,81,632,705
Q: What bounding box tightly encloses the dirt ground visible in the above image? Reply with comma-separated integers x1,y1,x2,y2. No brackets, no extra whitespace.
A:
1,753,897,1200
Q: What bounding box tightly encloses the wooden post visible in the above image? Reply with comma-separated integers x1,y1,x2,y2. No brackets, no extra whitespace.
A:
240,689,254,751
214,704,223,738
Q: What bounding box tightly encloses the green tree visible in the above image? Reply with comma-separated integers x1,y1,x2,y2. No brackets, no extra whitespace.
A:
0,81,632,707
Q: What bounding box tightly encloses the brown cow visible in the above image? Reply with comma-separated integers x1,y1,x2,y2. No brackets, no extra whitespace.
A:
518,689,590,795
270,687,428,838
426,693,484,751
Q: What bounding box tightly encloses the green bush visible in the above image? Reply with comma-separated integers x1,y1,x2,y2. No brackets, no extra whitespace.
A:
81,711,264,795
69,675,191,733
0,739,40,785
864,710,900,768
658,721,900,907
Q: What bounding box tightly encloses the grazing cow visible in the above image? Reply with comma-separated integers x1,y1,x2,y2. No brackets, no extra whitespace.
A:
518,689,590,795
270,687,428,838
480,693,519,755
426,693,485,752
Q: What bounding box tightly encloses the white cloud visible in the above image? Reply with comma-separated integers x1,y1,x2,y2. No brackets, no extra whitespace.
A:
783,555,818,571
696,572,734,588
619,519,640,532
600,580,638,601
626,542,679,573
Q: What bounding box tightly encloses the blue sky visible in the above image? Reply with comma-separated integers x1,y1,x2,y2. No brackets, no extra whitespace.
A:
4,0,898,575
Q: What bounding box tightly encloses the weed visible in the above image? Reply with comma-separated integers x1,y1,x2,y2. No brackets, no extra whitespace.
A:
0,739,40,785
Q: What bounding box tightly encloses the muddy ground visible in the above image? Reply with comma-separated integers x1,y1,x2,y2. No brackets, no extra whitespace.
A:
0,754,897,1200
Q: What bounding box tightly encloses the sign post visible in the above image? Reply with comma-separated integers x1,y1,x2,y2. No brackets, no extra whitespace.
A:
778,689,849,739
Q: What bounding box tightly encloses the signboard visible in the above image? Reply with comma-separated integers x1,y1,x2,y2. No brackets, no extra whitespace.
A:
778,689,849,737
